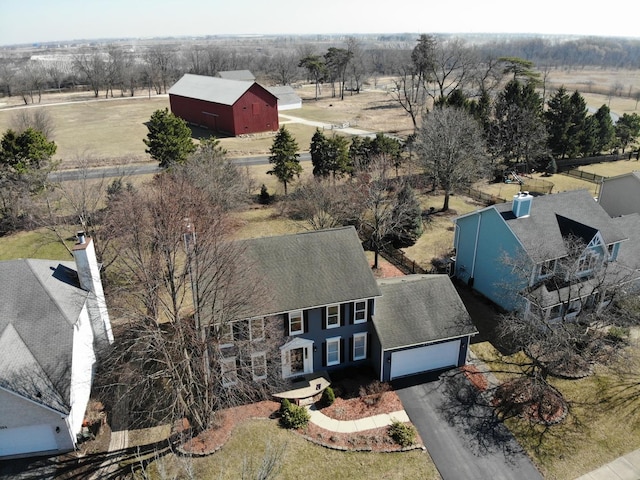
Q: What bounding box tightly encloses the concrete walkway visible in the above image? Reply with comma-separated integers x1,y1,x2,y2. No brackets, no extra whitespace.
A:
575,449,640,480
307,404,409,433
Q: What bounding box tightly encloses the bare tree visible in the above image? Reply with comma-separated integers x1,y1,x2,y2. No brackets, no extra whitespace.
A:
493,235,640,424
11,108,55,139
98,170,285,435
428,38,477,104
73,50,106,98
287,178,357,230
267,51,300,86
351,155,416,269
144,46,177,94
416,106,489,211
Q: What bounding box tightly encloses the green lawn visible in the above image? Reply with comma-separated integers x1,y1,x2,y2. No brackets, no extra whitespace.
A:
144,419,440,480
0,228,74,261
471,341,640,480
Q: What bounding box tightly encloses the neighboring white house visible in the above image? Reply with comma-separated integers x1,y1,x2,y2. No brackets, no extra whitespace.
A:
598,171,640,217
266,85,303,111
0,234,113,459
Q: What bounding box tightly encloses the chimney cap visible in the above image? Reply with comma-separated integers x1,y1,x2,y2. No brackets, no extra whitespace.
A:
76,231,86,244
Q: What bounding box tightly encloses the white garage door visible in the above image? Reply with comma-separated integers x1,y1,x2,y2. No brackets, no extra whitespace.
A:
0,424,58,457
390,340,461,379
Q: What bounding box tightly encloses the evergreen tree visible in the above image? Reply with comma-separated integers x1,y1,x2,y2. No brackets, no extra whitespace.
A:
490,79,548,171
0,128,57,172
545,87,572,159
592,105,615,155
267,126,301,195
326,134,351,180
567,91,589,158
144,108,196,168
310,128,330,178
615,113,640,153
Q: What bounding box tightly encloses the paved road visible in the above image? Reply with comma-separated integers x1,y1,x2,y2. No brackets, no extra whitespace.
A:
48,153,312,182
394,371,543,480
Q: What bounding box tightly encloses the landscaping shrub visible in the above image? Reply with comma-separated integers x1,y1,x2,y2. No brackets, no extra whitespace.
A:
321,386,335,407
279,399,310,429
258,183,272,204
359,380,391,406
388,420,416,447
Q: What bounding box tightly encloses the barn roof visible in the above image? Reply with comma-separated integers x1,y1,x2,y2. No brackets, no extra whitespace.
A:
217,70,256,81
169,74,258,106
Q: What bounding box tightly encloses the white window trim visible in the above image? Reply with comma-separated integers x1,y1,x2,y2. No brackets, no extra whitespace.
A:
353,332,367,361
326,336,341,366
250,317,265,342
289,310,303,336
326,304,340,329
353,300,368,324
538,259,556,279
251,352,267,380
218,322,234,347
221,357,237,387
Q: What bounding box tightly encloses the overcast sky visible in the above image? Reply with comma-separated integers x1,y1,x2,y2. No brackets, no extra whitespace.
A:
2,0,638,46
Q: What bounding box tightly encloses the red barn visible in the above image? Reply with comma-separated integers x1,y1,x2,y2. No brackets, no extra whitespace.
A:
168,74,279,136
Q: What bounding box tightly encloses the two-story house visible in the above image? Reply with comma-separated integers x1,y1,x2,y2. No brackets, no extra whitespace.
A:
453,190,640,321
220,227,477,395
0,233,113,459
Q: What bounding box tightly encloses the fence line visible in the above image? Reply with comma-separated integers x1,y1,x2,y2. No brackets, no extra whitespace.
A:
561,168,606,184
380,248,430,275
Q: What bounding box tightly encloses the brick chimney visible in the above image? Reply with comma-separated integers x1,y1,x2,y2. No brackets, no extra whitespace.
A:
512,191,533,218
72,232,114,347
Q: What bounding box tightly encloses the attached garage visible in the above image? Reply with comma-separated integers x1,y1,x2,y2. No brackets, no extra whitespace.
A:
390,340,461,380
0,425,58,457
372,275,478,382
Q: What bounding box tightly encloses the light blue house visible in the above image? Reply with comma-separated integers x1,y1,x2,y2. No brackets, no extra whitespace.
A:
453,190,640,320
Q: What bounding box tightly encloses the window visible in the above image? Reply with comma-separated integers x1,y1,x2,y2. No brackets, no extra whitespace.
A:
233,321,249,341
353,333,367,360
578,252,598,273
354,301,367,324
326,337,341,366
289,311,303,335
250,318,265,341
251,352,267,380
219,323,233,346
326,305,340,329
221,357,237,387
539,259,556,277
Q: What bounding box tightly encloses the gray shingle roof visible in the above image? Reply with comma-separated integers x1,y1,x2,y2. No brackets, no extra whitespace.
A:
240,227,381,315
612,213,640,275
0,259,88,413
168,74,255,106
494,190,628,262
374,275,477,350
266,85,302,107
217,70,255,81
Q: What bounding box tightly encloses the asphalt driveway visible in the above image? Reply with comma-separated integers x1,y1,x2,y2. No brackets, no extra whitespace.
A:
394,371,543,480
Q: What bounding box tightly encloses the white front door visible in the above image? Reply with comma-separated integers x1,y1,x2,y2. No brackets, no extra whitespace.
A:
280,337,314,378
